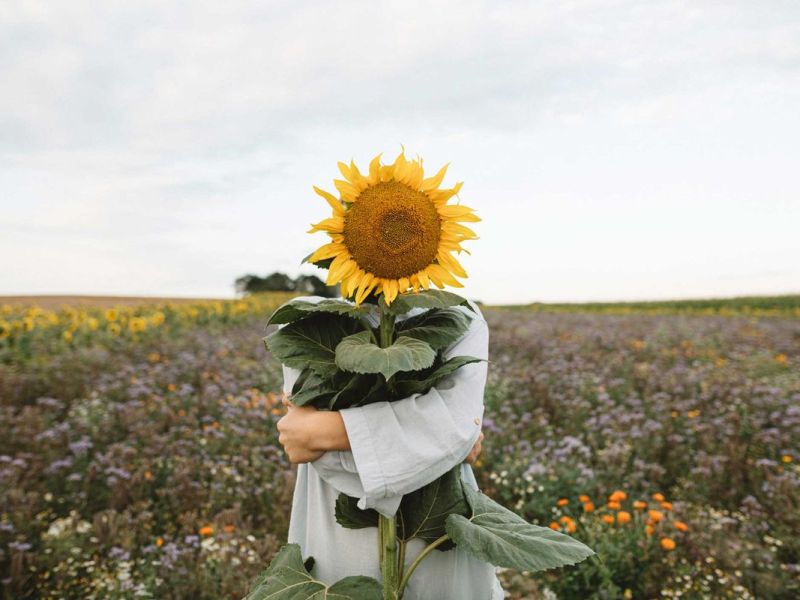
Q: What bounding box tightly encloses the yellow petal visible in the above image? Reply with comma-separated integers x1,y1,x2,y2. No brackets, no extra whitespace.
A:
338,161,354,181
421,163,449,192
406,160,424,189
427,264,463,287
355,272,375,302
442,222,478,239
428,181,463,204
356,278,378,305
313,186,345,216
307,216,344,234
309,242,346,262
437,251,467,278
327,255,355,284
334,179,358,202
368,153,382,184
416,269,430,289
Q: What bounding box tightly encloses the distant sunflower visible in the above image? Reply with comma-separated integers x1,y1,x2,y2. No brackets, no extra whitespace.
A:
307,149,479,306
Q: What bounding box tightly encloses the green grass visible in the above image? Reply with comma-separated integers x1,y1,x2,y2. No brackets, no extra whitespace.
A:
489,294,800,319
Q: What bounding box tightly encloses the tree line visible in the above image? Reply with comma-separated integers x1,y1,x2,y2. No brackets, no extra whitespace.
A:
235,272,337,297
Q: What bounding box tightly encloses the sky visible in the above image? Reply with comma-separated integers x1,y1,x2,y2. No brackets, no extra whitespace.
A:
1,0,799,304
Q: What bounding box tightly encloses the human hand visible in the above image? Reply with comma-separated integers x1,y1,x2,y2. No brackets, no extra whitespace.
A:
276,397,326,464
464,431,484,464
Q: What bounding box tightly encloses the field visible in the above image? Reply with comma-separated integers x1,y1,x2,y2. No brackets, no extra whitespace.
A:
1,294,798,598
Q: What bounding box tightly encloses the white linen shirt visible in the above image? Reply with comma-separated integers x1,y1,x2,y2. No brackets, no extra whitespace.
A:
280,296,505,600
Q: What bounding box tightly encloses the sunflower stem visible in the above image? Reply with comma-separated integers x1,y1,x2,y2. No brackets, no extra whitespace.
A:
397,535,450,599
378,301,400,599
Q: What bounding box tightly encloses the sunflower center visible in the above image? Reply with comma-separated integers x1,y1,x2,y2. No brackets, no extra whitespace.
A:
343,181,441,279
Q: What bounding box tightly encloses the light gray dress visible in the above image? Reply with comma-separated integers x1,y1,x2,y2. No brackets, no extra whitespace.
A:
280,296,505,600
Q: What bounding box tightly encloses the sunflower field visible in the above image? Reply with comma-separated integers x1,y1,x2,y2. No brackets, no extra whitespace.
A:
1,294,798,598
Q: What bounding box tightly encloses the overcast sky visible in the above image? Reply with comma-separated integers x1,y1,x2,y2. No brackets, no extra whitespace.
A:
2,0,799,304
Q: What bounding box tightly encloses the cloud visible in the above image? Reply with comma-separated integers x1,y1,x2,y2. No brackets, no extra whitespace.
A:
1,0,799,301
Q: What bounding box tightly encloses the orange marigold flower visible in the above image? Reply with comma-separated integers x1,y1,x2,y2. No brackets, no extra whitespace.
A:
673,521,689,532
652,493,665,502
660,537,676,550
660,501,673,511
557,498,569,507
609,490,627,502
583,502,595,513
156,537,164,547
645,524,654,536
607,501,622,510
559,517,576,533
579,494,591,503
617,511,632,524
199,525,214,536
144,470,153,480
549,521,560,531
602,515,615,525
633,500,648,510
223,524,235,533
648,509,664,523
781,455,792,463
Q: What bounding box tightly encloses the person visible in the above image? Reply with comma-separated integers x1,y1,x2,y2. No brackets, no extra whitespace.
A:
274,295,505,599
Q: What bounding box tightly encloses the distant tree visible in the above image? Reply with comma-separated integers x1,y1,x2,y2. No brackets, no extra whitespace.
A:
235,272,337,297
295,274,337,298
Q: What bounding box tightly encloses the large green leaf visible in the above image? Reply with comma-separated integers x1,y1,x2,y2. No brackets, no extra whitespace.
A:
445,484,595,572
328,373,383,410
395,308,472,350
385,290,474,316
397,465,468,550
393,355,485,397
265,313,362,378
334,332,436,380
335,466,469,553
289,369,338,408
246,543,382,600
268,299,371,325
335,494,379,530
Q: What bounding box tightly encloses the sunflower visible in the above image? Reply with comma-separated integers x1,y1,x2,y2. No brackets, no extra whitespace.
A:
306,149,479,306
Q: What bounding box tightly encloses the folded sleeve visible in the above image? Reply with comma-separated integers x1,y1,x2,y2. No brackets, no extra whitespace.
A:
334,301,489,515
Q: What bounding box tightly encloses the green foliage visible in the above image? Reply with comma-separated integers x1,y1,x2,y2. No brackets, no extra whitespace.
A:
268,299,371,326
334,331,437,380
394,307,472,349
445,483,595,572
383,290,474,316
264,313,361,378
246,544,382,600
393,355,484,397
335,466,469,551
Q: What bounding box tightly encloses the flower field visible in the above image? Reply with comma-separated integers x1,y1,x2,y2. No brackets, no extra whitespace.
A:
1,295,798,598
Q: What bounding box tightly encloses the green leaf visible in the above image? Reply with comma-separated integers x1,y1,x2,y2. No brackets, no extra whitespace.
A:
335,494,379,530
328,373,383,410
445,484,595,572
335,332,436,380
290,369,338,408
246,543,382,600
393,355,485,397
268,299,371,325
395,308,472,350
385,290,474,315
265,313,362,378
397,465,468,550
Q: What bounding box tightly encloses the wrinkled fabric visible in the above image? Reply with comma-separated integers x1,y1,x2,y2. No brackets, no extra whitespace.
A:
280,296,504,599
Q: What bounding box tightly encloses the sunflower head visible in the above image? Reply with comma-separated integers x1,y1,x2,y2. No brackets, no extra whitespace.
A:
306,149,479,306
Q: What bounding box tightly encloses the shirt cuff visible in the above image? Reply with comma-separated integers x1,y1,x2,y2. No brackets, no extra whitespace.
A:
338,404,388,502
